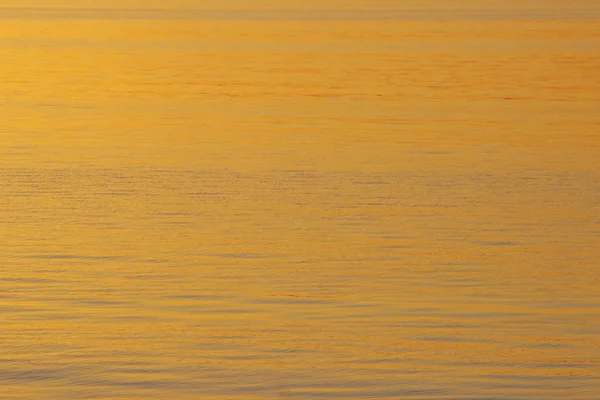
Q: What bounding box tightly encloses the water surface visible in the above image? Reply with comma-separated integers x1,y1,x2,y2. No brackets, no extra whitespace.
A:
1,2,599,399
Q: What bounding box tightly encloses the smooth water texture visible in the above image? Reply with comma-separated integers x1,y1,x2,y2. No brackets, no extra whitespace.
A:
1,1,599,399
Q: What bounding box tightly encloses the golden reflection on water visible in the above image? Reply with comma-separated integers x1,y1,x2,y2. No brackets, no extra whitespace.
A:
1,3,599,399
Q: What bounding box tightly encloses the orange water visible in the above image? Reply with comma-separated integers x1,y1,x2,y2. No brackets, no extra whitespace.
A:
1,2,599,399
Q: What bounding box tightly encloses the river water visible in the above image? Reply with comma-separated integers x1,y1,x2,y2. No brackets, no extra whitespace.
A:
1,2,599,399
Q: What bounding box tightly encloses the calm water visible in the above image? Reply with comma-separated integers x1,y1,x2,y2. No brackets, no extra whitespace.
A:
1,2,599,399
